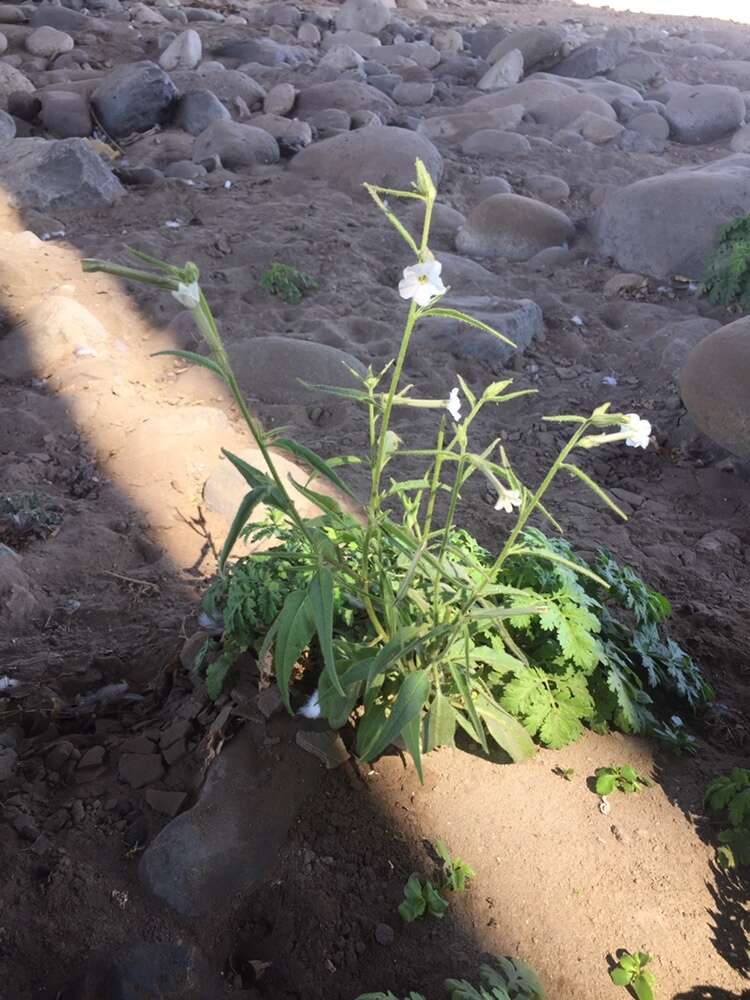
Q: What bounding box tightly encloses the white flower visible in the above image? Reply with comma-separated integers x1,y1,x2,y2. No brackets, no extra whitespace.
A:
670,715,684,728
619,413,652,449
171,280,201,310
494,486,522,514
398,259,446,306
446,386,462,422
298,689,321,719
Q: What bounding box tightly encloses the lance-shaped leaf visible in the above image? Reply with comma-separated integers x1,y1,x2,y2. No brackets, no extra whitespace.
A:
419,307,516,348
308,568,344,696
274,590,315,712
274,437,357,500
357,669,431,763
151,349,227,381
561,462,628,520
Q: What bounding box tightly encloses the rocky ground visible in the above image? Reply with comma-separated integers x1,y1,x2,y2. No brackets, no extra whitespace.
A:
1,0,750,997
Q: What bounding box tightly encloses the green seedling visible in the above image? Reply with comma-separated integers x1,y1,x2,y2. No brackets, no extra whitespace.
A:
595,765,652,796
553,766,575,781
610,951,656,1000
701,213,750,311
398,873,449,923
435,841,475,893
260,261,318,304
447,956,546,999
705,767,750,868
651,716,698,756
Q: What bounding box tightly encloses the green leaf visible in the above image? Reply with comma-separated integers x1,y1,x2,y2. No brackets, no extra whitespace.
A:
595,772,617,796
308,568,344,697
402,712,425,782
205,654,235,701
424,690,457,752
610,968,631,987
633,971,656,1000
473,691,536,762
273,437,357,499
560,463,628,520
222,448,276,491
218,488,264,571
448,662,488,754
288,476,344,516
420,307,516,348
273,589,315,712
423,881,449,918
357,669,431,763
151,349,226,381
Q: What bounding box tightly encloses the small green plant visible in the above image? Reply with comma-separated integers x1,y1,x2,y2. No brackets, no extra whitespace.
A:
595,765,652,795
553,766,575,781
0,490,63,546
701,214,750,311
610,951,656,1000
356,956,545,1000
260,261,318,304
398,873,449,922
704,767,750,868
652,716,698,755
435,840,475,893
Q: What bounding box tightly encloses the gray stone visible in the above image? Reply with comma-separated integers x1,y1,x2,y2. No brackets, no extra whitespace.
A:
216,37,302,67
0,63,34,110
321,42,363,71
730,125,750,153
306,107,351,138
264,81,296,115
478,48,523,91
531,91,616,129
465,26,508,61
0,747,17,781
461,129,530,156
290,125,441,198
413,293,543,363
118,753,164,789
92,60,178,137
477,175,512,198
139,727,323,917
680,316,750,459
192,120,279,169
40,90,92,138
0,108,14,139
164,159,206,180
456,193,574,260
526,173,569,203
159,28,202,71
487,27,565,72
298,20,321,46
419,105,524,143
665,85,745,144
31,5,88,31
629,111,669,141
0,5,26,24
173,89,229,136
392,80,434,105
7,91,41,121
591,154,750,278
145,789,187,817
554,42,617,79
295,79,394,120
0,138,123,211
228,337,365,405
608,52,664,91
250,113,312,153
646,317,721,378
322,29,380,54
26,25,74,58
462,77,578,116
569,110,624,144
336,0,390,35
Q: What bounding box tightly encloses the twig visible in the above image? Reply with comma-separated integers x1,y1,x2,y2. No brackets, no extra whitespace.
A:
101,570,160,593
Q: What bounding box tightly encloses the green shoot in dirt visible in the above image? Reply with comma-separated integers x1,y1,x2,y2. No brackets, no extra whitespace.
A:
651,716,698,756
81,161,710,779
553,766,575,781
435,840,475,893
356,955,545,1000
260,261,319,304
595,765,652,796
701,214,750,311
398,873,449,922
704,767,750,868
610,951,656,1000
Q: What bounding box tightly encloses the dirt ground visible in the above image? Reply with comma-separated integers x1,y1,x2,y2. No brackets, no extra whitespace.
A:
1,0,750,997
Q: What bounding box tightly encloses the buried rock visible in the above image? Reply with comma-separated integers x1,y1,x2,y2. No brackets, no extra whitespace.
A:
139,725,323,918
456,193,574,260
413,294,543,364
0,138,123,212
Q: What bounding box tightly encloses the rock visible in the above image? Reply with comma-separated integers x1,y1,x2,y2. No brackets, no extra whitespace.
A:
591,154,750,278
78,745,106,769
526,173,569,202
25,25,74,58
290,125,441,198
665,85,745,144
216,37,295,67
321,42,363,71
31,5,88,31
336,0,390,35
647,316,721,378
603,272,647,297
264,81,296,115
0,5,26,24
461,129,530,156
478,48,523,91
173,89,230,136
629,111,669,142
456,193,574,261
306,107,351,138
297,21,321,46
118,753,164,789
0,746,17,781
413,293,543,363
392,80,434,105
419,105,524,143
322,29,380,54
487,27,565,72
375,923,395,945
192,120,280,169
8,90,41,121
0,138,123,212
250,113,311,153
532,92,616,129
39,91,92,138
145,789,187,817
295,79,394,120
730,125,750,153
60,942,226,1000
172,68,265,111
0,63,34,110
92,61,178,138
432,28,463,55
228,337,365,405
554,41,617,79
680,316,750,459
477,175,512,198
608,52,664,91
570,110,624,144
0,108,14,139
159,29,202,71
139,727,323,917
461,76,577,116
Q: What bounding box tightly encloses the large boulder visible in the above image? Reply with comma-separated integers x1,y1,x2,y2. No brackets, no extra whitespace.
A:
680,316,750,459
664,85,745,144
456,193,574,260
336,0,391,34
289,125,442,198
591,154,750,278
487,27,565,72
461,77,579,116
295,79,394,119
0,138,123,211
530,91,616,129
91,61,178,137
0,63,33,110
192,120,280,169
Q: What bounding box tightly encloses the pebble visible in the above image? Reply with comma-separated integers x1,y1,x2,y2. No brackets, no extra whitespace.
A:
374,922,394,945
25,25,74,58
118,753,165,789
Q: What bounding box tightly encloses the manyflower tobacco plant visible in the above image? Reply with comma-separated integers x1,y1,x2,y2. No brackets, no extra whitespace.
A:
82,161,708,777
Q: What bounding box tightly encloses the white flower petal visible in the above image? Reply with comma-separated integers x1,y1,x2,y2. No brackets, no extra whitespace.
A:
171,280,201,310
619,413,652,449
298,690,321,719
446,386,462,422
494,487,521,513
398,260,446,305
